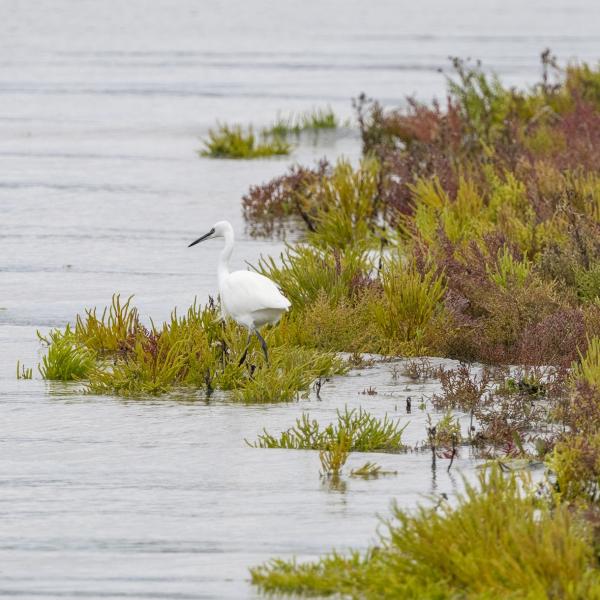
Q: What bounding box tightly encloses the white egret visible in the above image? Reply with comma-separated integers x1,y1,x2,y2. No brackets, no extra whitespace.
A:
188,220,291,365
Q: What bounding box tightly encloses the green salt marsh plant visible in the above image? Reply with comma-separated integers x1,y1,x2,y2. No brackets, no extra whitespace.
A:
38,327,95,381
255,243,375,310
16,360,33,380
319,432,350,477
306,158,381,250
551,431,600,504
576,262,600,302
44,295,346,400
199,123,291,159
372,257,446,354
251,467,600,598
573,336,600,389
86,333,188,396
250,407,407,452
265,107,339,137
74,294,139,354
488,245,532,289
231,346,346,403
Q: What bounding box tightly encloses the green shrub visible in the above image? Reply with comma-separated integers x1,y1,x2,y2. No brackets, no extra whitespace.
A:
372,257,446,353
551,432,600,504
46,296,347,400
306,158,381,250
576,263,600,302
251,467,600,598
255,244,374,311
272,286,383,353
488,245,532,289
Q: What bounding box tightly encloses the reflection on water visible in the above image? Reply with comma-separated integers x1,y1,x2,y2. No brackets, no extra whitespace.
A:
2,0,600,597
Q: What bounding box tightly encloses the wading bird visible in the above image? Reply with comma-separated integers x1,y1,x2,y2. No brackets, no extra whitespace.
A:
189,220,290,365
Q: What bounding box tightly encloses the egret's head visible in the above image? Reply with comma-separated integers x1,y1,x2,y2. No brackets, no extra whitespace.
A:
188,220,232,247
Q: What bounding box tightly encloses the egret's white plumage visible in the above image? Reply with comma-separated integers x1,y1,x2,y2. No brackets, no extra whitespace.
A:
189,220,290,363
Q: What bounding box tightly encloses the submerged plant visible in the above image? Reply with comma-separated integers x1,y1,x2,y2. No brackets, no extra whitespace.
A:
16,360,33,380
350,461,397,478
319,432,350,477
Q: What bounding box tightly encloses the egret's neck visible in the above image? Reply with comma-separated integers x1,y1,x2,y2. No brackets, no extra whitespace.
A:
218,228,234,284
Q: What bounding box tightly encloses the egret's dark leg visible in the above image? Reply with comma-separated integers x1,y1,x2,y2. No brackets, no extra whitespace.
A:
254,329,269,364
238,332,253,366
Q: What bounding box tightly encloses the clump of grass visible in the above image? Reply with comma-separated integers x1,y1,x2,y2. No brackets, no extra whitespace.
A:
251,467,600,598
199,123,291,159
249,407,407,452
265,107,339,137
487,245,532,289
38,327,95,381
86,330,188,396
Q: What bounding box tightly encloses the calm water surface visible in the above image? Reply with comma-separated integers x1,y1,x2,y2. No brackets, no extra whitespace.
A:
1,1,599,598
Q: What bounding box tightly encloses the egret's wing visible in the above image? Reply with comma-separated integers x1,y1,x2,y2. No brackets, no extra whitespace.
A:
221,270,290,316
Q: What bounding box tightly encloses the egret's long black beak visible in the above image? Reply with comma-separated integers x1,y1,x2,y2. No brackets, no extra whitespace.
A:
188,228,215,248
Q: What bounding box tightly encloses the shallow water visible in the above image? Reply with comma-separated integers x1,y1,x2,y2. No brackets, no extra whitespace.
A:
1,1,599,598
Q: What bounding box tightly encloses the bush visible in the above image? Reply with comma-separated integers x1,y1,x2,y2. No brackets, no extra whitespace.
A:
251,467,600,598
372,257,446,354
551,432,600,504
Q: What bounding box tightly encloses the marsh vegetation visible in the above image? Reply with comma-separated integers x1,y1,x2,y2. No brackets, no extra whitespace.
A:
26,51,600,597
200,107,341,159
242,52,600,597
